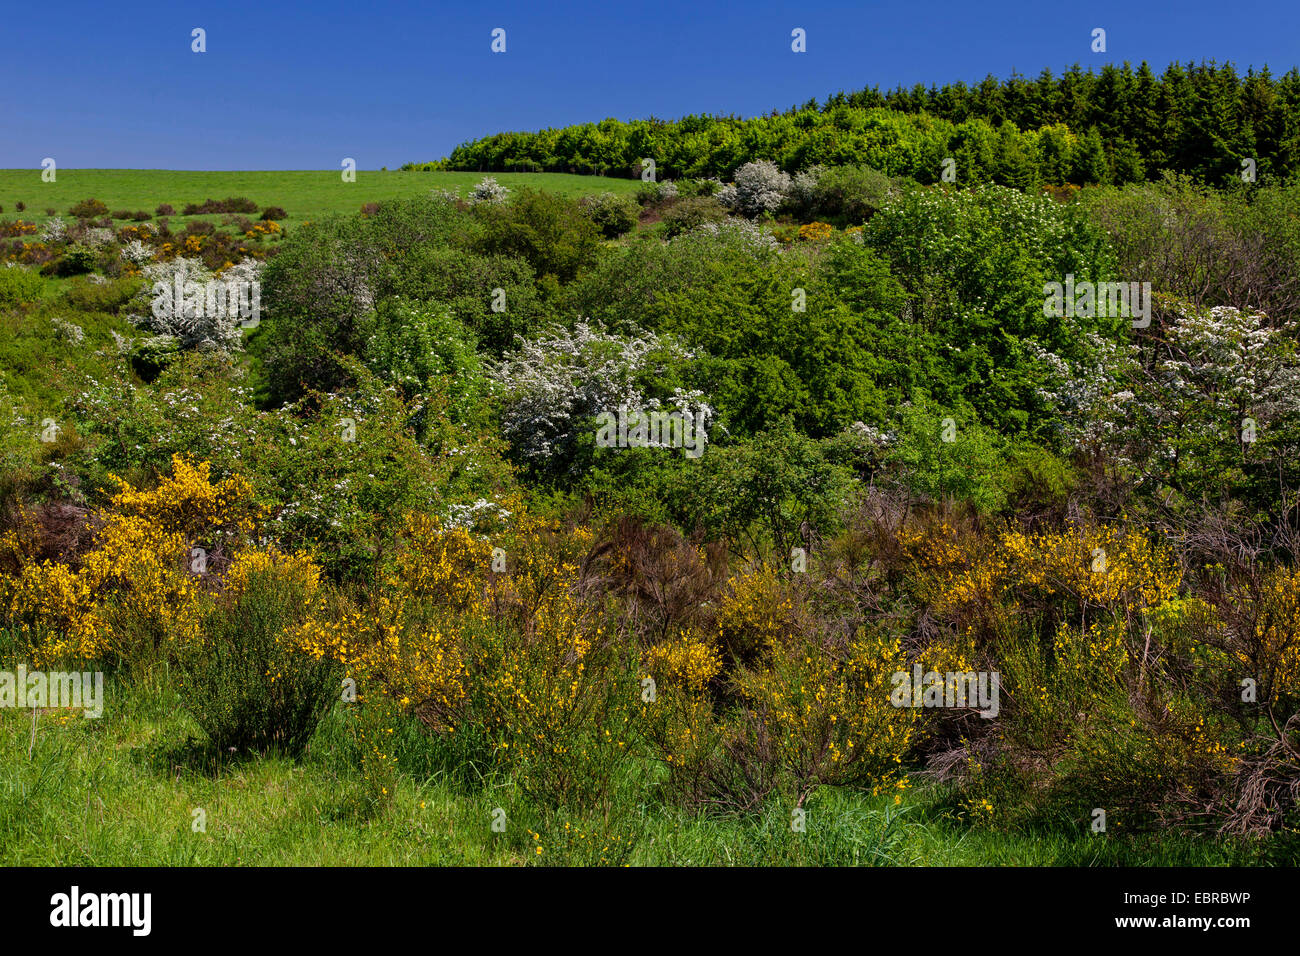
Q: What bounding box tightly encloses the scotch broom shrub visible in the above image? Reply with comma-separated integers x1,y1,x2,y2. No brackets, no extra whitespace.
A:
180,549,341,757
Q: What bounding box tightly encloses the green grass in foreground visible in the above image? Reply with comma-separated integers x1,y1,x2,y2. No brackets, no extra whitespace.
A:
0,170,640,227
0,669,1277,866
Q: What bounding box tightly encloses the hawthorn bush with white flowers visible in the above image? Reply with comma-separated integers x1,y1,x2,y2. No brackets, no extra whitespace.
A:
1034,297,1300,533
469,176,511,205
129,257,264,352
717,160,792,218
488,321,710,478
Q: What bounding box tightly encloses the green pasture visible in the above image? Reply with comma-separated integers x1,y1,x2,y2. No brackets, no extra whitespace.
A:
0,170,640,226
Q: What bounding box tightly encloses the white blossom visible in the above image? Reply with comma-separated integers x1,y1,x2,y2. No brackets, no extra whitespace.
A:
487,321,710,469
469,177,510,205
717,160,791,217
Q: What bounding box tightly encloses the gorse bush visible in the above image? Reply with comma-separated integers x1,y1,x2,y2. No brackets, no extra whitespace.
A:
2,449,1297,834
297,513,493,733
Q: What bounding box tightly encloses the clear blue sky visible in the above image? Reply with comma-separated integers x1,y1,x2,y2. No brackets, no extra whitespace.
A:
2,0,1297,169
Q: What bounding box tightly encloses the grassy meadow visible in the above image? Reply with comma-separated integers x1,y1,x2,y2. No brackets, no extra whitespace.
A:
0,169,640,228
0,666,1270,866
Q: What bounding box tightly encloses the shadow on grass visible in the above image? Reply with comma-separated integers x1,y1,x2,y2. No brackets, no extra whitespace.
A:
138,732,307,779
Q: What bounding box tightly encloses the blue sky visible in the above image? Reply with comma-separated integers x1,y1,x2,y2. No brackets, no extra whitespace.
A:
1,0,1297,169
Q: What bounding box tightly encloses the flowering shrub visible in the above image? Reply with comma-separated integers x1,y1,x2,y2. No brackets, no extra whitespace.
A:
643,631,722,692
108,454,259,541
714,566,796,665
463,519,639,809
487,321,707,476
40,218,67,243
468,177,510,205
120,239,154,267
1247,567,1300,704
797,221,834,242
50,318,84,345
132,256,262,351
717,160,791,217
1036,298,1300,520
918,522,1182,631
637,638,725,806
658,195,727,238
635,180,678,205
1,455,258,668
290,515,489,732
730,629,915,806
671,216,779,253
897,515,1251,827
180,547,341,756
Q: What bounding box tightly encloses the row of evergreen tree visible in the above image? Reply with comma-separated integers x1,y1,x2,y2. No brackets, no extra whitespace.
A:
827,61,1300,185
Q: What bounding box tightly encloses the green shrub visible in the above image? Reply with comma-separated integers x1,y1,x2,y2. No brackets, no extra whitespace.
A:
862,183,1122,434
581,192,639,238
258,196,478,404
566,225,908,439
998,442,1076,517
679,418,856,556
1079,174,1300,327
62,276,139,314
886,398,1008,515
676,178,722,198
359,298,489,431
68,198,109,220
180,553,341,757
659,196,727,237
257,216,380,403
49,246,97,277
472,188,601,285
0,267,45,307
129,335,182,382
375,244,549,357
182,197,258,215
789,165,899,224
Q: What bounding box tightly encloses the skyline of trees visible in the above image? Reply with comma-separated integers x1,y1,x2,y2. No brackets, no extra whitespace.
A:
409,60,1300,188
